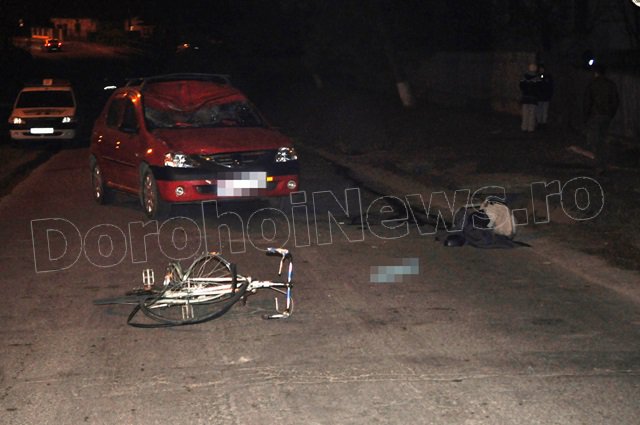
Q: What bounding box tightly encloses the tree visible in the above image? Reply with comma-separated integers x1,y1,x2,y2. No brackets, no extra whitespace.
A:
279,0,415,106
373,0,414,107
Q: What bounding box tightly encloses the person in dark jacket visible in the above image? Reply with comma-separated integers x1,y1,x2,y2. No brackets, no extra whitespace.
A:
583,64,619,172
536,64,553,127
519,63,540,132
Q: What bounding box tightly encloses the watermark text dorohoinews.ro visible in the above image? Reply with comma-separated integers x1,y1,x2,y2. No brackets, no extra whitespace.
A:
30,176,604,273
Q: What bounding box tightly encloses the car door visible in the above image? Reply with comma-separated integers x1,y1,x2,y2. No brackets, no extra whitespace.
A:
110,95,143,191
98,93,143,192
95,95,126,187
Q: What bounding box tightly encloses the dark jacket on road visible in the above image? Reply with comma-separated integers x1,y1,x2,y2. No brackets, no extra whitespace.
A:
584,74,619,119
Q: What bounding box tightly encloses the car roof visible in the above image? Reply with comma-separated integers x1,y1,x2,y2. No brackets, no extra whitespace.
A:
22,79,72,89
123,73,247,110
126,73,231,89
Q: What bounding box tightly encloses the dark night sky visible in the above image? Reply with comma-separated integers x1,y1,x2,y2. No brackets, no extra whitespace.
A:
9,0,247,27
6,1,633,55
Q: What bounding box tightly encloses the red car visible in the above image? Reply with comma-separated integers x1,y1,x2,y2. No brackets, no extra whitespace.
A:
89,74,299,218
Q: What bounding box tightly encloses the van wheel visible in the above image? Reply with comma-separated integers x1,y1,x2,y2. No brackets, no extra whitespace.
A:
141,169,170,219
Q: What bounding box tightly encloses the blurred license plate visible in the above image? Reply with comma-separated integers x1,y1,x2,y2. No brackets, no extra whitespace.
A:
217,172,267,197
30,128,54,134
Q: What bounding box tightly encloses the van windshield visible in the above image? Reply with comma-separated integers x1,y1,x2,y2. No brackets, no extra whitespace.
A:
17,90,75,108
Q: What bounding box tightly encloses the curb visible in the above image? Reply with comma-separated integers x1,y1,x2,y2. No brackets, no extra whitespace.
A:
301,144,452,211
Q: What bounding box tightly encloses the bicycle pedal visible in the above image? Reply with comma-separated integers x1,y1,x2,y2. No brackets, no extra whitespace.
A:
262,312,290,320
181,303,194,320
142,269,155,290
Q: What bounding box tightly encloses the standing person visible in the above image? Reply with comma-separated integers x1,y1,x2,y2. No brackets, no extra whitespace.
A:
536,64,553,127
519,63,540,132
583,64,619,173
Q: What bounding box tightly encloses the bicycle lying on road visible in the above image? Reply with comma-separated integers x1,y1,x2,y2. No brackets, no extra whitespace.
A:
94,248,294,328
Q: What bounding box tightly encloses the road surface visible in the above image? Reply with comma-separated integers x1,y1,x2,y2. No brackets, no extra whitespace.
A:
1,145,639,424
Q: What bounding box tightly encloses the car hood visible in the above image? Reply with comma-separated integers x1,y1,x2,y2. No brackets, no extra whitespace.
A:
152,127,293,154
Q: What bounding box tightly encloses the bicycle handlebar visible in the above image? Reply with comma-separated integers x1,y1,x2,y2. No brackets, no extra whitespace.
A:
265,247,291,259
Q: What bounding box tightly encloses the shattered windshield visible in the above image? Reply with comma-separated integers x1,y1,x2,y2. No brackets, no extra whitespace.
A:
144,99,265,129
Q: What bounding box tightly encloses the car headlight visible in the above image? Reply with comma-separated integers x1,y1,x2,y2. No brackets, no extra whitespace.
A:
275,147,298,162
164,152,199,168
61,116,75,123
10,117,24,125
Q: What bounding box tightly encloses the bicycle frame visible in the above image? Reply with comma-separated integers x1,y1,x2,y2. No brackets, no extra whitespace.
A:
94,248,294,326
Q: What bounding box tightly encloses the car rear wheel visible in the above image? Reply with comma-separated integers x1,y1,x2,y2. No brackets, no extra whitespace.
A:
141,169,170,219
91,162,112,204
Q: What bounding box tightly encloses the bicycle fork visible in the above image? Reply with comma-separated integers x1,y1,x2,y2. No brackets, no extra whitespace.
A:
263,285,292,320
263,258,293,320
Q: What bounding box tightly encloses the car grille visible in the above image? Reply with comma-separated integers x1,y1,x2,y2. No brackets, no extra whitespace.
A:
199,150,273,168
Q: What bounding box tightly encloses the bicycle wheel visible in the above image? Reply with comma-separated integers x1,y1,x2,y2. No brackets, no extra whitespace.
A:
128,254,248,327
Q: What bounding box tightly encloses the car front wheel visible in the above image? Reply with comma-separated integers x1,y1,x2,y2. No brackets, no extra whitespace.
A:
141,169,170,219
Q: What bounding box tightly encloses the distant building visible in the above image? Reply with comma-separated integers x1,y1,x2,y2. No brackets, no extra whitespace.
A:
50,18,98,40
126,17,155,39
30,27,58,41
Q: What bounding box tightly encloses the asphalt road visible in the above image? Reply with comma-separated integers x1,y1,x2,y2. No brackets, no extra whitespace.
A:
1,144,640,424
1,42,639,425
